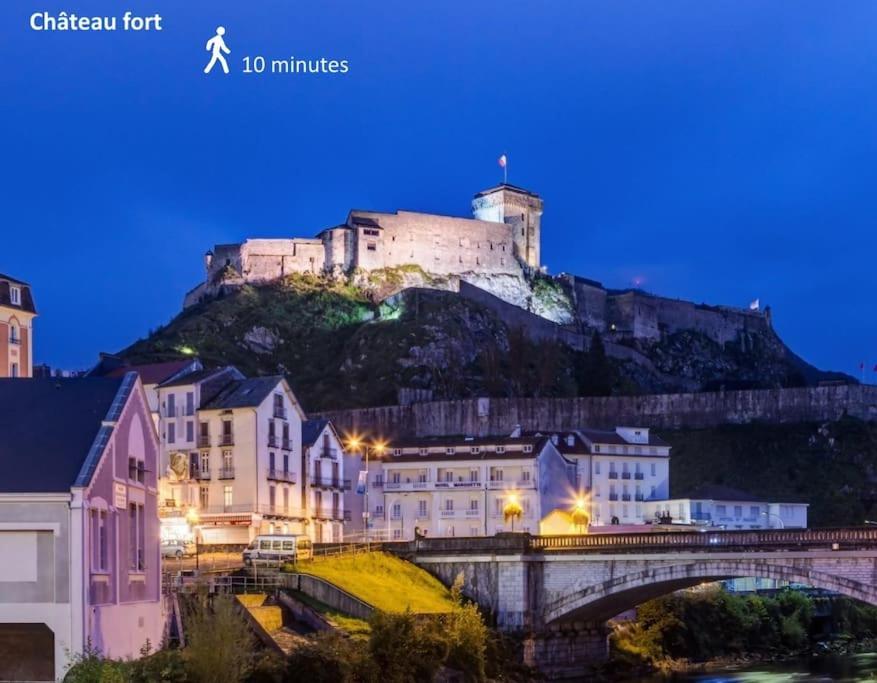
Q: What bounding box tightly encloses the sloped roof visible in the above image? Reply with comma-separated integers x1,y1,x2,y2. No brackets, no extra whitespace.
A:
0,377,128,493
106,360,195,385
158,367,233,388
302,418,330,447
200,376,284,410
578,428,669,448
0,274,36,314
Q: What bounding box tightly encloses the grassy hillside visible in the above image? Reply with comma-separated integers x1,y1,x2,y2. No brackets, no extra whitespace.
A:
666,418,877,526
296,552,456,614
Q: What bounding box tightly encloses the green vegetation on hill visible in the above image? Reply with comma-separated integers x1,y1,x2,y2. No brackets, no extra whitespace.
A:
294,552,457,614
666,418,877,526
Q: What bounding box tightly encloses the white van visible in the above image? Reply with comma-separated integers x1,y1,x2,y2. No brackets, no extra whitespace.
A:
242,534,313,565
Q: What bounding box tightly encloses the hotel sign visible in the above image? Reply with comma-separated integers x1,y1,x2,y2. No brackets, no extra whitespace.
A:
114,483,127,509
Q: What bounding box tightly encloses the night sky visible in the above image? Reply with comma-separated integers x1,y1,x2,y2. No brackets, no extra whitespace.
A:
2,1,876,377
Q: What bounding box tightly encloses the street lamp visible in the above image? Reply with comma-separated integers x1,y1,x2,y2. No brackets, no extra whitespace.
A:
186,508,201,570
503,493,523,533
347,436,386,552
571,497,590,535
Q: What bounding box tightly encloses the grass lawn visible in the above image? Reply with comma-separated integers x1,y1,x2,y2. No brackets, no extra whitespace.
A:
295,551,457,614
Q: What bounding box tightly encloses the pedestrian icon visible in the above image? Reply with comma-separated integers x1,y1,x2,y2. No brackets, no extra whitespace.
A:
204,26,230,74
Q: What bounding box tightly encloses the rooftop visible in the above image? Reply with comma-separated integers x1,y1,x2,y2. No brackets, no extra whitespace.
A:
0,377,127,493
106,359,196,386
579,428,669,448
200,376,285,410
0,274,36,314
382,434,546,463
302,418,331,447
473,183,541,199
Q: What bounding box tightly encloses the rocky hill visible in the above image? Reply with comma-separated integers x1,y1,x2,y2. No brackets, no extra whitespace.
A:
119,273,847,412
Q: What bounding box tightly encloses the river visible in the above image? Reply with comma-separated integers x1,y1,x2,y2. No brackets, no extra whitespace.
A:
634,652,877,682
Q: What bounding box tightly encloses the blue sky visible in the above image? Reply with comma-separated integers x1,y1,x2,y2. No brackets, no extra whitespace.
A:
1,1,876,376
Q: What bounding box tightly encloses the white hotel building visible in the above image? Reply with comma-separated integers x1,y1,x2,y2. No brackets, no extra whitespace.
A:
366,434,575,539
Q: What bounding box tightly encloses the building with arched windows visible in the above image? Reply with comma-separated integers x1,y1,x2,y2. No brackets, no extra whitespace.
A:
0,274,36,378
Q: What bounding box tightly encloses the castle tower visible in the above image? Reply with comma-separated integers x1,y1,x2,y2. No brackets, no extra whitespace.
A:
472,184,543,270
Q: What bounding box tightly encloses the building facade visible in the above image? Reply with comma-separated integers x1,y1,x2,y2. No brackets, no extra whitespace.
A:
363,434,573,540
302,419,347,543
645,484,808,529
0,274,36,378
0,374,164,681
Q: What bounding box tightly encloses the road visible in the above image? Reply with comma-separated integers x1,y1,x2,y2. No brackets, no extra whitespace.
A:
163,549,243,573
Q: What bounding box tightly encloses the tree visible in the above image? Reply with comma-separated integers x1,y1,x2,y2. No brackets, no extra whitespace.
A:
503,498,523,532
577,331,614,397
184,595,254,683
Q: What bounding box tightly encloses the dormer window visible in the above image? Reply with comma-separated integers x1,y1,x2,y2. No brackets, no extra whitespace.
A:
393,448,403,456
9,286,20,306
419,448,429,456
523,445,533,454
445,447,456,455
470,447,480,454
496,446,505,454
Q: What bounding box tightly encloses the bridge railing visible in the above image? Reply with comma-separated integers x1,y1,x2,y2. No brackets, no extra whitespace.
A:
397,528,877,556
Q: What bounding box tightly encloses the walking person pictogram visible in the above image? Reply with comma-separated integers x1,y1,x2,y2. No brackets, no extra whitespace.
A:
204,26,230,74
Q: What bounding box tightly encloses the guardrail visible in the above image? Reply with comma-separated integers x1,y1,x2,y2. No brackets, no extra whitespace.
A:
393,528,877,556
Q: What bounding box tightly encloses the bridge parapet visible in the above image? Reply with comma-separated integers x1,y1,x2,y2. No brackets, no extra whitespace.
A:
398,527,877,557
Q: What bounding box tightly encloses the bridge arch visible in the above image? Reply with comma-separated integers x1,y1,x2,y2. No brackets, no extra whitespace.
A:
544,559,877,624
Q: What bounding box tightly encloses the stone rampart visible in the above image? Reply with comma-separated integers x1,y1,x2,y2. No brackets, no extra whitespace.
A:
315,384,877,437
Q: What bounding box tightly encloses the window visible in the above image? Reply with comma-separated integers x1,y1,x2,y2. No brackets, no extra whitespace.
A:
419,448,429,456
734,505,743,518
650,485,656,498
363,228,380,236
167,423,176,444
366,242,377,251
470,499,478,511
269,486,276,509
166,394,176,418
750,505,759,518
470,447,480,454
219,485,230,509
128,456,144,483
469,469,479,482
92,509,108,571
716,505,727,516
222,420,233,444
417,500,427,517
128,503,145,571
495,446,505,454
392,503,402,519
199,485,209,510
445,447,456,455
595,461,601,475
222,449,233,470
650,463,656,476
186,421,194,443
521,470,531,482
269,452,276,472
375,504,384,516
283,487,290,513
185,392,194,416
491,468,503,482
392,528,402,540
10,363,18,378
8,323,18,344
9,286,21,306
523,445,533,453
283,453,289,473
393,448,402,456
200,451,210,474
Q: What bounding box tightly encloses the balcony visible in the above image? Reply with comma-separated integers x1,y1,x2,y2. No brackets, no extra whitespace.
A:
621,494,632,502
268,435,278,448
621,472,631,480
196,469,211,481
608,472,619,480
343,510,352,522
281,439,292,451
219,434,234,447
692,512,713,521
8,336,20,346
310,477,350,490
465,509,481,518
218,467,235,480
487,479,535,490
635,472,645,480
608,493,619,501
440,509,458,518
274,406,287,419
268,468,295,483
634,493,644,501
197,435,211,448
320,447,338,459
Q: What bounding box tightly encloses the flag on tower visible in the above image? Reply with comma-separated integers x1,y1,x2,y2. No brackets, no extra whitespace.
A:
498,154,507,168
498,154,507,183
749,298,760,311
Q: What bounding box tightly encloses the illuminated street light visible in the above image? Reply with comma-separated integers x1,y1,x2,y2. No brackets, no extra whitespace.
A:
503,493,523,533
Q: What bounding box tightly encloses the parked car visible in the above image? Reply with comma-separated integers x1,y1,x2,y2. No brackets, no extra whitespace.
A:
243,534,313,565
161,539,196,560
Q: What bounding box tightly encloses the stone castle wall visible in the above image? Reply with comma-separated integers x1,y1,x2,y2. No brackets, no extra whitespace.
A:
315,384,877,438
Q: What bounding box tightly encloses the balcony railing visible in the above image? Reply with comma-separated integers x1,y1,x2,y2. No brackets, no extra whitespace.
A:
621,494,632,502
621,472,631,480
440,509,458,518
320,447,338,459
268,435,278,448
268,468,295,483
281,439,292,451
608,472,619,479
274,406,287,419
8,336,20,346
219,434,234,446
608,493,619,501
634,493,644,501
465,509,481,518
218,467,235,480
310,477,351,490
487,479,535,490
197,435,211,448
196,470,211,481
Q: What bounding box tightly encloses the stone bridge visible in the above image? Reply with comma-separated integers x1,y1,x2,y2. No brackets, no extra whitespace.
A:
392,528,877,678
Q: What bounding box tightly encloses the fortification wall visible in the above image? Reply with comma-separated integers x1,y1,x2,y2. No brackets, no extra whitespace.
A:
350,211,523,278
315,384,877,438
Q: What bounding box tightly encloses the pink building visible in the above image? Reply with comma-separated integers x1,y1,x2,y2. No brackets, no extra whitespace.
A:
0,373,164,681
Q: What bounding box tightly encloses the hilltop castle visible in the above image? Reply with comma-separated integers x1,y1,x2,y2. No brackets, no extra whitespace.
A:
185,182,772,353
